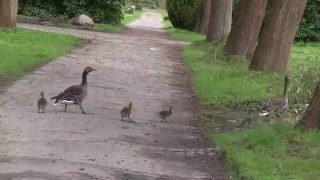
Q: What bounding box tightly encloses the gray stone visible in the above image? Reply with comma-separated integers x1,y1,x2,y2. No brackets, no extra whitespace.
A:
70,14,94,27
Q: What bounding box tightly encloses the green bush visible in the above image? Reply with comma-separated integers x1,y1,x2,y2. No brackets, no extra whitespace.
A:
19,0,126,24
166,0,200,31
19,0,65,15
128,0,157,10
64,0,125,24
21,5,52,17
296,1,320,42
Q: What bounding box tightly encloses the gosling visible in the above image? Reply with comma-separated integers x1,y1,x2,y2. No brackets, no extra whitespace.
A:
37,92,48,113
120,102,133,122
158,106,173,122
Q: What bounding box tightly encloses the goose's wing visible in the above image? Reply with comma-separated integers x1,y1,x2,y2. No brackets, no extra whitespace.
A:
64,85,83,96
51,85,84,105
51,91,78,104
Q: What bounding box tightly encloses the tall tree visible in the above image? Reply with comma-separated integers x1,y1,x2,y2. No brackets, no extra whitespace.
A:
196,0,211,35
297,81,320,131
249,0,308,72
206,0,233,41
0,0,18,28
225,0,268,60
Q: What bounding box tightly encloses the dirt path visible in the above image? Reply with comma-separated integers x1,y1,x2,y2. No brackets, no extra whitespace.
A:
0,12,225,179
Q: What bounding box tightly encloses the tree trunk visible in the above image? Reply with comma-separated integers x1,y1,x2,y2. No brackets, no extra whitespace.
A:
196,0,211,35
206,0,232,41
297,81,320,131
249,0,308,72
0,0,18,28
225,0,267,60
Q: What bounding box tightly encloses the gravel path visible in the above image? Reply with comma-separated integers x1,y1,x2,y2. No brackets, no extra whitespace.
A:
0,12,225,179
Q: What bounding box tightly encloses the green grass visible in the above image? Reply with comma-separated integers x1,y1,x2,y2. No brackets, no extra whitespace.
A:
202,122,320,179
158,9,205,42
0,28,77,78
183,41,284,107
93,10,144,33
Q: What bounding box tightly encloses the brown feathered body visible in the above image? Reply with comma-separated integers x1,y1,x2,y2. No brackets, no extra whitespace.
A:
37,92,47,113
121,103,133,121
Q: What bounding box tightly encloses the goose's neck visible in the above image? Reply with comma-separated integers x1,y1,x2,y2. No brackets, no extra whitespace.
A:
81,71,88,86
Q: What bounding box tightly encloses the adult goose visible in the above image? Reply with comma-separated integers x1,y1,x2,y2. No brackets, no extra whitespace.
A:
120,102,133,122
51,67,96,114
260,75,290,116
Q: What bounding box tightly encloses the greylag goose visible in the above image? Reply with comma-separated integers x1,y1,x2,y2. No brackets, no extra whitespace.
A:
158,106,173,122
51,67,96,114
120,102,133,122
260,75,290,116
37,92,48,113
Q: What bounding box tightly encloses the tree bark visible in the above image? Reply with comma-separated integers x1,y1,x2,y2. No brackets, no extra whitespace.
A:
0,0,18,28
297,81,320,131
225,0,267,60
206,0,232,41
249,0,308,72
196,0,211,35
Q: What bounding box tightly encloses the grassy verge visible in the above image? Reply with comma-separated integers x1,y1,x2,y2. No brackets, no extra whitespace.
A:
203,122,320,179
0,28,77,82
160,10,320,179
93,10,144,32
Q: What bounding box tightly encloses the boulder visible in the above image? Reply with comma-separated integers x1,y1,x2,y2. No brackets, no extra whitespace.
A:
125,5,135,14
70,14,94,27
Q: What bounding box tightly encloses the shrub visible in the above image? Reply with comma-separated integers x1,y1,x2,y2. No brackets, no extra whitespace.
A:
166,0,200,31
64,0,125,24
19,0,126,24
19,0,65,15
21,5,52,17
129,0,157,10
296,1,320,42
